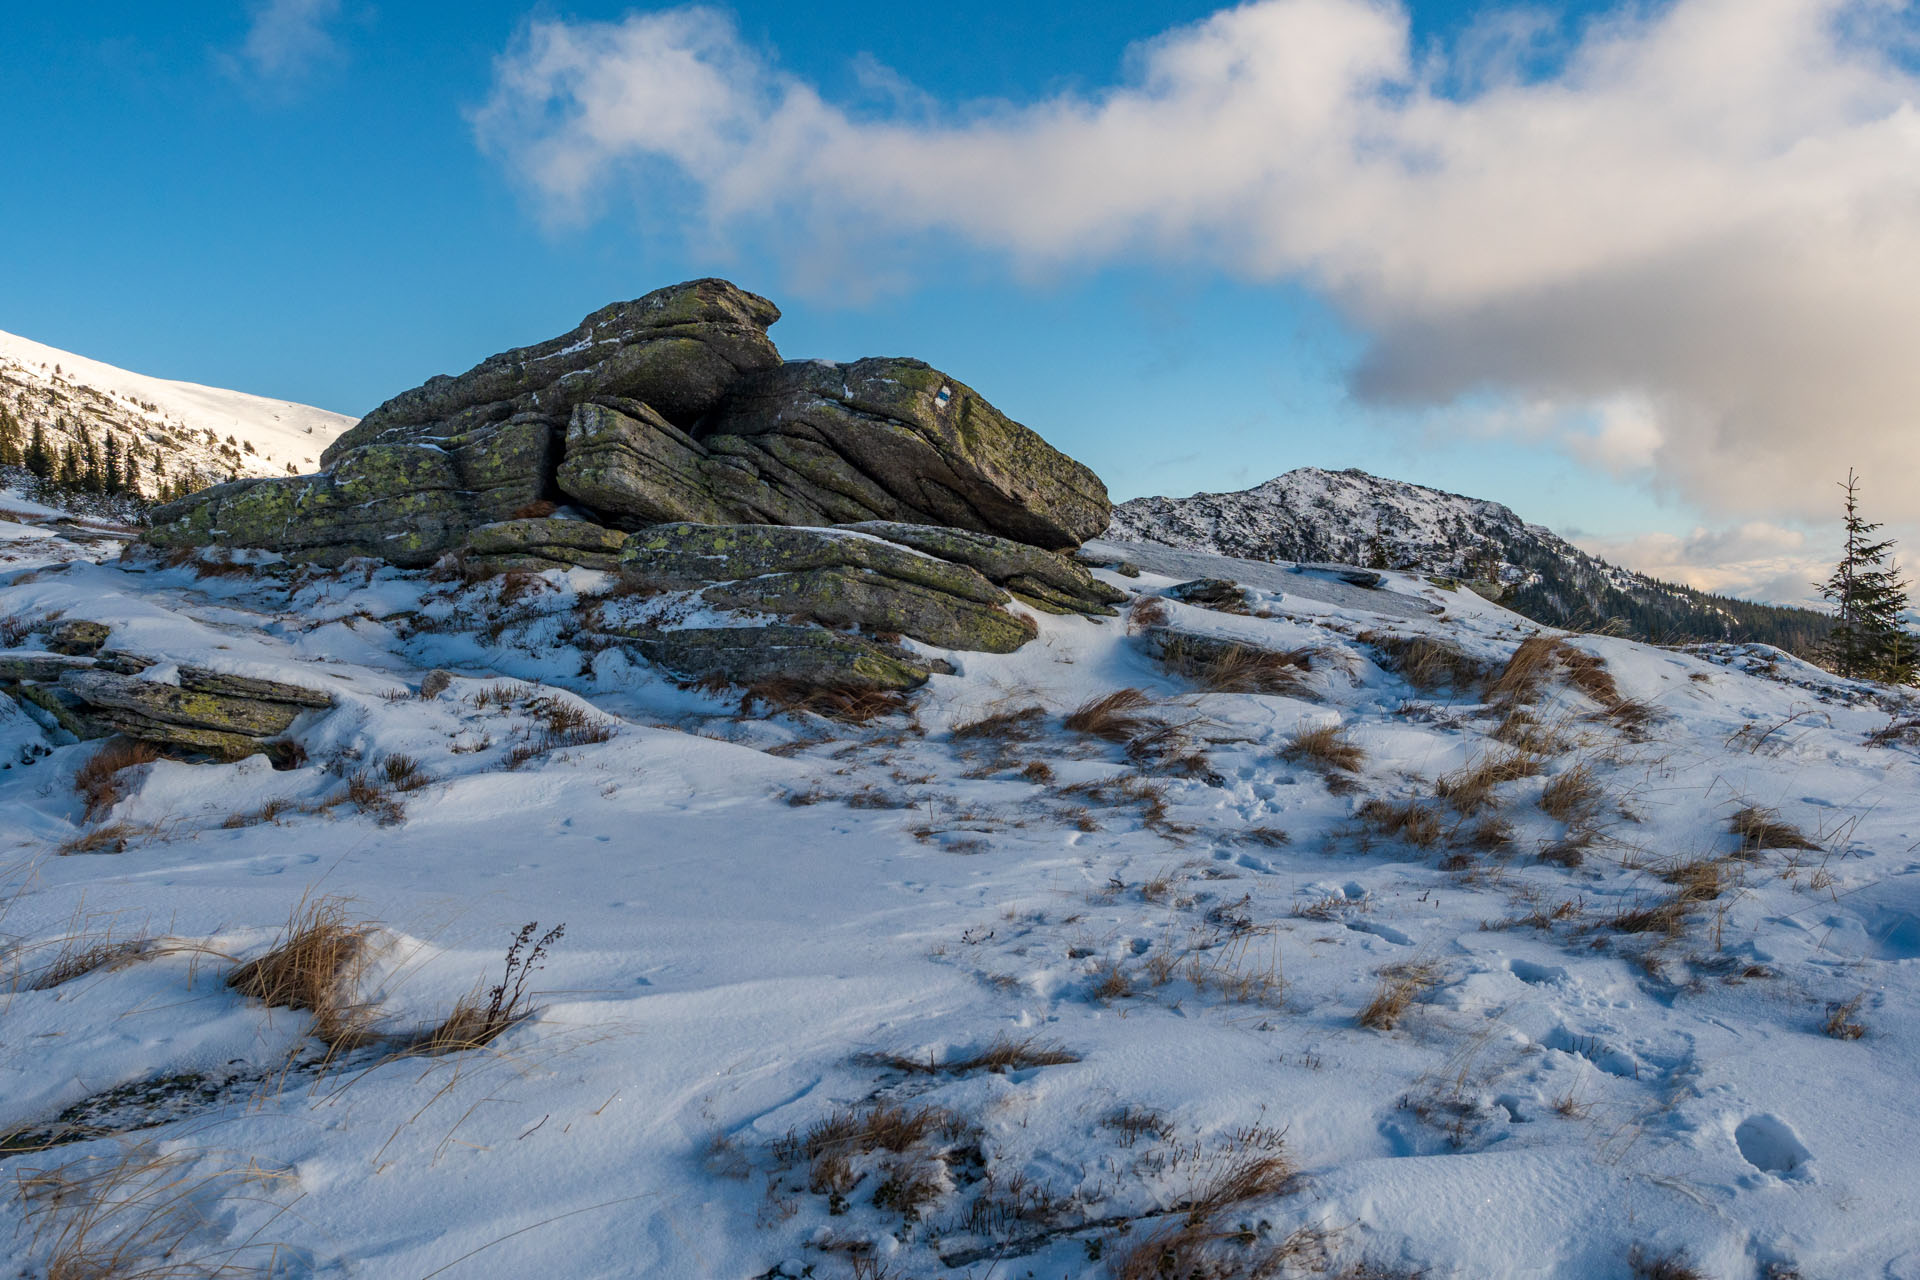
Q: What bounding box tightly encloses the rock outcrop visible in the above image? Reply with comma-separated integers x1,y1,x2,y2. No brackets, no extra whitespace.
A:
3,651,335,763
142,279,1123,702
147,280,1110,568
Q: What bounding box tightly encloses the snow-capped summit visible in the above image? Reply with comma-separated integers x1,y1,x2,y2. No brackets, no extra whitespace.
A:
1110,467,1832,651
0,328,356,498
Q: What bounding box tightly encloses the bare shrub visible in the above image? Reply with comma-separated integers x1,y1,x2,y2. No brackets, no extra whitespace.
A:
74,738,161,822
1435,751,1544,815
1357,960,1441,1029
1064,688,1156,742
226,896,372,1048
1280,723,1365,774
407,921,563,1055
344,773,405,825
380,753,430,793
1729,805,1819,856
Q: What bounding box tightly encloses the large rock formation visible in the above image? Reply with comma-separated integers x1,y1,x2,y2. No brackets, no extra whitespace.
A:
142,279,1122,701
147,280,1110,567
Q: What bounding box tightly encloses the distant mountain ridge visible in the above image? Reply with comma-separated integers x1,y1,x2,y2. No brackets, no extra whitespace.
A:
1109,467,1835,653
0,329,355,499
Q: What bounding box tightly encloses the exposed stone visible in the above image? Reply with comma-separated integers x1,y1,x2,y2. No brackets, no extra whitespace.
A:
1167,578,1250,611
463,517,629,574
175,668,335,709
87,713,264,763
841,522,1124,616
1294,563,1384,589
619,523,1034,653
0,652,95,682
598,624,933,692
60,671,303,739
94,651,156,675
46,620,110,656
555,359,1111,549
148,280,784,567
12,682,111,741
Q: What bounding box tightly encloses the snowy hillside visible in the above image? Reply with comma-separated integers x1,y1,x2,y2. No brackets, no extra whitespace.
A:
1112,468,1834,653
0,329,355,498
2,515,1917,1278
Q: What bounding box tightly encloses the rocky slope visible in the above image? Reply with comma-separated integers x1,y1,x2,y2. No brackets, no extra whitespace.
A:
0,329,356,498
1111,467,1835,652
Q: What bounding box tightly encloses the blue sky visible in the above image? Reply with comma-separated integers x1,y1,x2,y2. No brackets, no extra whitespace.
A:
5,0,1918,605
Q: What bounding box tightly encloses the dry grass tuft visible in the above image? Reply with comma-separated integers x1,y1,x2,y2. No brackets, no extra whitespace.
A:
873,1033,1080,1076
226,896,373,1048
1435,751,1544,815
20,938,160,992
744,679,910,724
74,738,162,823
1489,706,1571,755
1156,636,1314,696
1629,1245,1708,1280
56,823,149,856
1540,764,1604,824
1608,892,1690,938
950,705,1047,743
1358,798,1445,848
1823,993,1868,1040
1657,857,1730,903
1064,688,1157,742
1356,959,1441,1029
17,1141,295,1280
1728,805,1819,857
1281,723,1366,774
1126,596,1171,633
1489,636,1653,736
1363,631,1493,692
379,753,430,793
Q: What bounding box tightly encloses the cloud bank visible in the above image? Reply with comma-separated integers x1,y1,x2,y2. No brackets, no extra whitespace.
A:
474,0,1920,526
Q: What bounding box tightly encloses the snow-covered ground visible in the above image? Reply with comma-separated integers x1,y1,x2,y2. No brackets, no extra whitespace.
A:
0,329,356,493
1,514,1916,1279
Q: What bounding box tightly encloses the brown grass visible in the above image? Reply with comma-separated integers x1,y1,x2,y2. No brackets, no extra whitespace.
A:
225,896,372,1048
17,1142,295,1280
743,679,910,724
1609,892,1690,938
1488,636,1654,736
1823,993,1868,1040
1489,706,1571,755
1435,751,1544,815
1126,596,1171,633
1358,798,1445,848
1064,688,1157,742
20,938,160,992
1728,805,1818,856
1356,960,1441,1029
56,823,148,856
1657,857,1730,903
74,738,161,823
950,705,1047,742
1540,764,1604,823
1156,637,1314,696
872,1033,1080,1076
1280,723,1365,774
1363,631,1492,692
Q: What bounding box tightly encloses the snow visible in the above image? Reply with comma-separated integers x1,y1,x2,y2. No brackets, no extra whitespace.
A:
1,515,1916,1279
0,328,357,484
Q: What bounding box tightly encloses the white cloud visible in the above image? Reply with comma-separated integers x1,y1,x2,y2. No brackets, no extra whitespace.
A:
231,0,343,83
474,0,1920,525
1572,520,1841,605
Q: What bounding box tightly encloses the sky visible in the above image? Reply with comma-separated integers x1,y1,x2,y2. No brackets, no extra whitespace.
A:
4,0,1918,608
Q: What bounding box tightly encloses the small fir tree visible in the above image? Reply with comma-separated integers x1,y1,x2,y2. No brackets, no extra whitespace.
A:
1818,470,1914,683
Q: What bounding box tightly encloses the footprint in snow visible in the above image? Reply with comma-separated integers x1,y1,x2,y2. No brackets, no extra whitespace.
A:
1733,1113,1813,1180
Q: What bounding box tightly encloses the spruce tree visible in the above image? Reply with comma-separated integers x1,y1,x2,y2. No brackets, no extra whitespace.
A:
1818,470,1914,682
25,423,51,478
